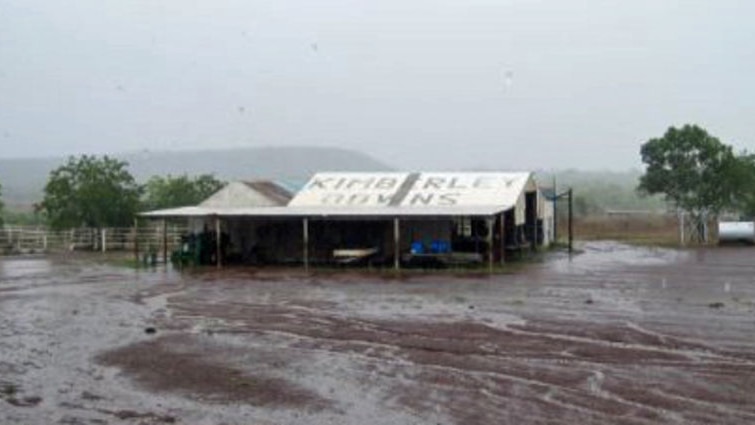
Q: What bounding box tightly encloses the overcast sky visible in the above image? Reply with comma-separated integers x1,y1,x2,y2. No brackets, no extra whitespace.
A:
1,0,753,170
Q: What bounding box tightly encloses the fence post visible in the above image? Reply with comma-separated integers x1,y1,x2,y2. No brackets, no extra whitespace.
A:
102,228,107,252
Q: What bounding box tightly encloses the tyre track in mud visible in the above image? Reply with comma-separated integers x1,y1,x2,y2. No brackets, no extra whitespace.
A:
149,284,755,425
4,243,755,424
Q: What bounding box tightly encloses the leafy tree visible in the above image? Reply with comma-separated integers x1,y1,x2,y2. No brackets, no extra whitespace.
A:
572,194,600,217
2,210,46,226
724,153,755,218
38,155,142,229
142,174,225,211
638,124,753,242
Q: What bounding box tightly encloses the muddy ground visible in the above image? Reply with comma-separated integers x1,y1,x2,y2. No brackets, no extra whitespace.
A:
1,241,755,425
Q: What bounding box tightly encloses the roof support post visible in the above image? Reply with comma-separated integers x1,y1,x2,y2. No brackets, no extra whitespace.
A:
162,219,168,265
552,175,558,242
568,188,573,254
303,218,309,271
215,216,222,269
487,216,494,273
133,217,139,266
500,212,506,265
393,217,400,271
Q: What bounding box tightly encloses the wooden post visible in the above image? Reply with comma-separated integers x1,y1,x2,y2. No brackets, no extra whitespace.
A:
393,217,400,271
101,228,107,253
499,212,505,265
133,218,139,264
303,218,309,271
162,219,168,264
487,217,494,273
215,216,221,269
552,175,558,243
568,188,573,254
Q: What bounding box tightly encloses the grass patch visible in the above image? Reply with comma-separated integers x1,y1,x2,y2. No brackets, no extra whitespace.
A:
567,214,681,247
95,254,143,269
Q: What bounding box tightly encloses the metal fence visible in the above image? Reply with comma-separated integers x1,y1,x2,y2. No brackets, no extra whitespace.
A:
0,225,187,255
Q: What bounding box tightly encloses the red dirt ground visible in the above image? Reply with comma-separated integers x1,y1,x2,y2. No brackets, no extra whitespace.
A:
1,241,755,424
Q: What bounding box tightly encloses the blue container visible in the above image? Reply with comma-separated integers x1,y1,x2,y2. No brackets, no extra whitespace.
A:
411,241,424,254
431,240,450,253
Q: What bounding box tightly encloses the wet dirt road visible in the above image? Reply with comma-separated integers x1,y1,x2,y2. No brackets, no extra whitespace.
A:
1,242,755,424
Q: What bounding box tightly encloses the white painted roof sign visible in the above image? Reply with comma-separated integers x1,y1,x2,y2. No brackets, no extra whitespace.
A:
289,172,533,210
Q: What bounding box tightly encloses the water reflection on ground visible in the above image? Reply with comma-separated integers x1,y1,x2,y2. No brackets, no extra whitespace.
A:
1,242,754,425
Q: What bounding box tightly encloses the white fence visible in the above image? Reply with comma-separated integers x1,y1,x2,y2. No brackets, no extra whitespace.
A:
0,225,187,255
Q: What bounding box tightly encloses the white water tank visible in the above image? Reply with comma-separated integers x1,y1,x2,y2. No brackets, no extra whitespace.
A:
718,221,755,244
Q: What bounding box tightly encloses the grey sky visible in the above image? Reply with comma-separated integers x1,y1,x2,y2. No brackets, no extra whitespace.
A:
1,0,753,170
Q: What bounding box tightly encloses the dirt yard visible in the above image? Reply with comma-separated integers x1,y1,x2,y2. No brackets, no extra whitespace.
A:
2,242,755,424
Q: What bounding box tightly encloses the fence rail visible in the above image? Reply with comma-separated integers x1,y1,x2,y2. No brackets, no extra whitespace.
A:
0,225,187,255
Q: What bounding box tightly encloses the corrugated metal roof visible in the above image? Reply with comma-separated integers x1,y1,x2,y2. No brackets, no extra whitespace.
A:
290,172,532,209
199,180,291,208
288,172,410,207
141,206,211,217
140,205,508,218
140,172,535,219
242,181,292,205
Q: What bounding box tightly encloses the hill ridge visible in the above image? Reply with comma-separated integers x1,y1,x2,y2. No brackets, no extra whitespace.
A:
0,146,393,208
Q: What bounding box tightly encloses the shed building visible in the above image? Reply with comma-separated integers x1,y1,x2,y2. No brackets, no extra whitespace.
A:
141,172,554,269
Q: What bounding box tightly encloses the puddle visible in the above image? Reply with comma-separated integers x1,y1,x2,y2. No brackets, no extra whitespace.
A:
2,243,755,424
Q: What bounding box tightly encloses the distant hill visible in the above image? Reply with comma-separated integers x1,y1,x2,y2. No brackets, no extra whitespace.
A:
0,146,392,209
0,148,665,215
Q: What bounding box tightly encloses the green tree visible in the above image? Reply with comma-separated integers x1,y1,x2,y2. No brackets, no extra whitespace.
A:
724,153,755,218
638,124,749,242
142,174,225,211
38,155,142,229
572,194,599,217
2,210,46,226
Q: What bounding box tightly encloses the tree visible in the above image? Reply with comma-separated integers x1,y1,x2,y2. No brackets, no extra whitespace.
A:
38,155,142,229
724,153,755,218
638,124,745,242
572,194,600,217
142,174,225,211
